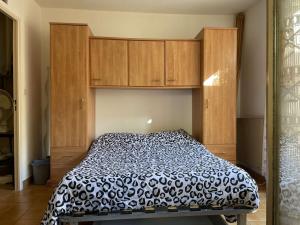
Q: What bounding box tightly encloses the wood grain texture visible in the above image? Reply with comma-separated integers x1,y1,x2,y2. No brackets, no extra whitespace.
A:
50,22,88,26
129,40,165,87
165,41,201,86
236,13,245,88
192,28,237,162
50,149,85,180
50,148,87,181
90,39,128,86
51,25,86,148
90,85,199,89
86,27,95,150
205,144,236,162
50,24,94,182
90,36,198,41
202,28,237,145
50,164,77,183
51,149,86,165
86,86,95,149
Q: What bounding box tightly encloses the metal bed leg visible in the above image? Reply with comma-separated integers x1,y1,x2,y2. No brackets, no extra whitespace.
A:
237,214,247,225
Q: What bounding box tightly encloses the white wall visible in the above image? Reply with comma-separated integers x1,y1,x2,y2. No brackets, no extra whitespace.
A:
95,89,192,136
239,0,266,118
40,8,235,154
237,0,266,175
0,0,42,189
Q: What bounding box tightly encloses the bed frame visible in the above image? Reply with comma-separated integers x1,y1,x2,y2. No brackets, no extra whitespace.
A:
58,207,254,225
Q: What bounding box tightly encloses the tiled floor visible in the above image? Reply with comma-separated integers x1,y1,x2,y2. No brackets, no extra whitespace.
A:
0,184,266,225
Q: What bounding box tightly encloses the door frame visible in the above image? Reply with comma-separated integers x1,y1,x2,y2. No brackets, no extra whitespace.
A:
0,1,21,191
267,0,278,224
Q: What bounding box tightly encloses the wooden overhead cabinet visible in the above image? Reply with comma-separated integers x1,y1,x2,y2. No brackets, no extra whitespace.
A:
166,41,201,86
90,38,128,86
129,40,165,87
50,23,95,183
192,28,237,163
89,38,201,88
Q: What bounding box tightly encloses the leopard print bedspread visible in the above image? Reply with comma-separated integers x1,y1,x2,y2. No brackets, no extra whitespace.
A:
41,130,259,225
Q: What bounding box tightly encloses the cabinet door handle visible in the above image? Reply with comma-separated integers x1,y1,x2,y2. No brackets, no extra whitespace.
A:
205,99,208,109
61,155,73,160
80,98,86,109
167,79,176,82
151,79,161,82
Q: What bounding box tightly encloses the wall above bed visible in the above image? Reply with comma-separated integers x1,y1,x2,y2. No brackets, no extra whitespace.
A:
95,89,192,136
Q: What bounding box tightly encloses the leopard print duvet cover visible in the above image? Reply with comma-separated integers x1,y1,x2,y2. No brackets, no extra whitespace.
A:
41,130,259,225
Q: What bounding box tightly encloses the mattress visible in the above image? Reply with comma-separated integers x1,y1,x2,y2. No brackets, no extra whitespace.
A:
41,130,259,225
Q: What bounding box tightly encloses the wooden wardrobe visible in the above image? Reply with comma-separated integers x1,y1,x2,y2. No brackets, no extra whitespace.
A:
49,24,237,183
192,28,237,164
50,23,95,183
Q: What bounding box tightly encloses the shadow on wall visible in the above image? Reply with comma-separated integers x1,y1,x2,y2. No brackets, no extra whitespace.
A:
24,20,43,161
237,117,264,175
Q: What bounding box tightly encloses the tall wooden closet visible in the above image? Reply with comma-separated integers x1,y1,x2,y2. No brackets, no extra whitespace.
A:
192,28,237,163
50,23,95,183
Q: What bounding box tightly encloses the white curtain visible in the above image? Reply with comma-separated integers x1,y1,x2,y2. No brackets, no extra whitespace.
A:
277,0,300,224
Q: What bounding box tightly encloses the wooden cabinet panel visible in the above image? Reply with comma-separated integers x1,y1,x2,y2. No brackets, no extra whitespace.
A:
90,39,128,86
50,23,95,184
192,28,237,162
51,148,86,165
129,41,165,86
205,144,236,162
202,29,237,145
50,164,74,181
166,41,201,86
51,25,88,148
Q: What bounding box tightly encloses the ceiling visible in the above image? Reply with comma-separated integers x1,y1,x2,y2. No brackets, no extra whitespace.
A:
34,0,260,15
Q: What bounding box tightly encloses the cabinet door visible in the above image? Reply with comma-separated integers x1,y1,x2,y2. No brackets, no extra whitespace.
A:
166,41,201,86
205,145,236,163
129,41,165,86
203,29,237,145
51,25,87,148
90,39,128,86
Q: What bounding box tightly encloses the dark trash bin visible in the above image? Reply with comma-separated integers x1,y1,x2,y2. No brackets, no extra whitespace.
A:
31,158,50,185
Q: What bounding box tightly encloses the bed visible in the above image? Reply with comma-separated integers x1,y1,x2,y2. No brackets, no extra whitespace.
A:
41,130,259,225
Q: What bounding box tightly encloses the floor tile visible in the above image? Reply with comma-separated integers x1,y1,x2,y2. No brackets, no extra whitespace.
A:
0,184,266,225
